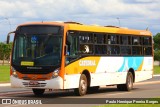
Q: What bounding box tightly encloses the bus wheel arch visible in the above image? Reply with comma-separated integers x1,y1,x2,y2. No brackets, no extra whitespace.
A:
128,68,135,83
74,70,91,96
82,70,91,87
117,68,134,91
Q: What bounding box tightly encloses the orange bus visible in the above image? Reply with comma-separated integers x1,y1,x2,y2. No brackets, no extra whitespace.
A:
7,21,153,96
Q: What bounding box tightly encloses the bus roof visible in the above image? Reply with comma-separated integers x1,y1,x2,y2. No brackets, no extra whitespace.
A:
18,21,152,36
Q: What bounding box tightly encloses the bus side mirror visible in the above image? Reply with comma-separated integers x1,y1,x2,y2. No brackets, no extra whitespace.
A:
6,31,15,44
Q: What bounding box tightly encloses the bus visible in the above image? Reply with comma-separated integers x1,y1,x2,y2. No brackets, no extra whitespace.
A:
7,21,153,96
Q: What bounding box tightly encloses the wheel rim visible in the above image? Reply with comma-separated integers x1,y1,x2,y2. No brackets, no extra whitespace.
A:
80,79,87,93
128,75,133,89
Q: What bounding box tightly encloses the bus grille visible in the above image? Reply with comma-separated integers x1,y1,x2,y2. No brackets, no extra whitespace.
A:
22,77,47,81
22,82,46,87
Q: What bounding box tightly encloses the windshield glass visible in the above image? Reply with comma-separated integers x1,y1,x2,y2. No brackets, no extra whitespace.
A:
12,26,63,66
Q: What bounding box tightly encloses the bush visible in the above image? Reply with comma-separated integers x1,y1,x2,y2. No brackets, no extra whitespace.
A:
0,42,12,60
154,50,160,61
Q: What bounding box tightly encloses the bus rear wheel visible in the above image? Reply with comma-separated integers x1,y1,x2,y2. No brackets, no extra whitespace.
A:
74,74,88,96
32,89,45,96
117,72,133,91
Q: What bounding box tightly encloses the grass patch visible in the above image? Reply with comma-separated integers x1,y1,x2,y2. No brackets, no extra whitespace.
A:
154,66,160,74
0,65,10,83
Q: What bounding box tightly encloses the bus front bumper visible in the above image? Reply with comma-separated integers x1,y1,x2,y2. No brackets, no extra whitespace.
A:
10,75,63,89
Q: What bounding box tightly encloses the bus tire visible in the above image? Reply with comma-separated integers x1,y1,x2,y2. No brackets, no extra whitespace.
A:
117,72,133,91
32,89,45,96
74,74,88,96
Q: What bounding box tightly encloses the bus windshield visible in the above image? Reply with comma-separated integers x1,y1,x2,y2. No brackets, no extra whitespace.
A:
12,26,63,67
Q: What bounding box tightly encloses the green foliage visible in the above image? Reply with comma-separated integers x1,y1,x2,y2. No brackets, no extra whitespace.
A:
153,33,160,51
153,33,160,61
0,42,12,60
154,50,160,61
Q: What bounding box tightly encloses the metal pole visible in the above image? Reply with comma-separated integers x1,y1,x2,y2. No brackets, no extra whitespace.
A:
117,17,121,27
4,17,11,64
5,17,11,32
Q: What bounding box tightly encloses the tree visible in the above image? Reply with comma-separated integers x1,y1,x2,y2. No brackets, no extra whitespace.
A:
0,42,12,65
153,33,160,62
153,33,160,51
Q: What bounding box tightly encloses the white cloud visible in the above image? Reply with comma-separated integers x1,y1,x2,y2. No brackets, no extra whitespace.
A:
0,0,160,42
135,0,159,3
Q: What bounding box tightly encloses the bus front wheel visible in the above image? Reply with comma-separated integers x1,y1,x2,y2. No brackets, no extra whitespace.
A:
117,72,133,91
32,89,45,96
74,74,88,96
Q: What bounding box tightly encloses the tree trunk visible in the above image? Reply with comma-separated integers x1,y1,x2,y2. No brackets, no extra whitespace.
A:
2,54,5,65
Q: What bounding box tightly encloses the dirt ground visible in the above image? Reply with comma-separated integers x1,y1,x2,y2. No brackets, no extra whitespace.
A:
0,60,10,65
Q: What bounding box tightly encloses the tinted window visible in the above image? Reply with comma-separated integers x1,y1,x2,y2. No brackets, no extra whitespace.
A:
108,34,119,44
95,45,107,54
132,46,142,55
144,47,152,55
17,25,61,34
121,46,131,55
13,34,62,66
132,37,139,45
79,33,93,43
143,37,151,45
108,45,120,55
95,34,104,44
120,36,128,45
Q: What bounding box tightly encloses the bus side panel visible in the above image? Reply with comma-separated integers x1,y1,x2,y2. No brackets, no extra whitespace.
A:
63,56,153,89
135,57,153,82
90,72,127,86
90,56,153,86
64,57,127,88
64,57,101,89
64,74,81,89
90,57,127,86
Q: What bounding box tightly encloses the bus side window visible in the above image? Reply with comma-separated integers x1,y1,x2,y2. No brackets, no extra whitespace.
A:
143,37,151,45
66,35,71,55
95,45,106,54
66,31,79,64
132,37,139,45
121,46,131,55
110,35,118,44
66,41,70,56
120,36,128,45
144,47,152,55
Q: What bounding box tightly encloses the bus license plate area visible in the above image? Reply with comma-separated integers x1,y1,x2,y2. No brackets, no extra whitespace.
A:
23,81,46,87
29,81,39,86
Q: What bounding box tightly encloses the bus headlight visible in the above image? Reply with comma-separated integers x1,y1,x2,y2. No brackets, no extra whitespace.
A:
52,68,60,78
12,67,18,78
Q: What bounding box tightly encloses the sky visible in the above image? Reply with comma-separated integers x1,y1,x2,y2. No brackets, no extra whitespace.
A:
0,0,160,42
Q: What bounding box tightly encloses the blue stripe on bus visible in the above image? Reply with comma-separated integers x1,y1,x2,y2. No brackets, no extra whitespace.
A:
118,57,144,72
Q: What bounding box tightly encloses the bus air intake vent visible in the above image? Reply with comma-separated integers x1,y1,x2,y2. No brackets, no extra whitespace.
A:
22,82,46,87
